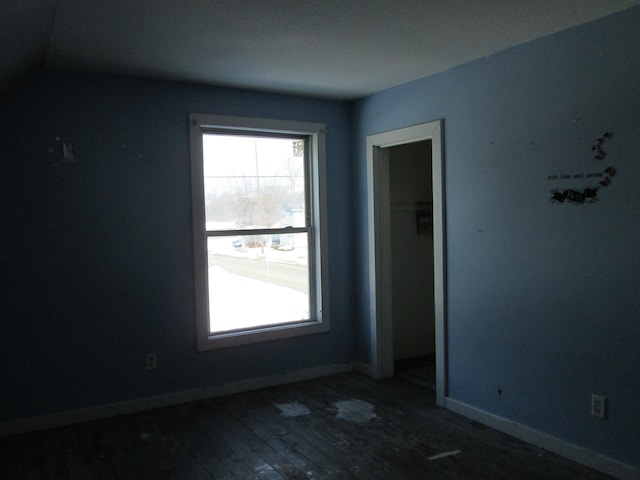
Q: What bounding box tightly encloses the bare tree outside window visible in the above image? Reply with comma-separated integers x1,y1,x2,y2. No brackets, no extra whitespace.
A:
202,134,310,333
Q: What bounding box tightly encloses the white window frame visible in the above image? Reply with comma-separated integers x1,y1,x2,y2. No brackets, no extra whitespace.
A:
189,113,330,350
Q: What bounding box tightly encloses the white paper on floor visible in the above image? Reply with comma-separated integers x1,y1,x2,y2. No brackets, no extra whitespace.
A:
428,449,461,461
275,401,311,417
334,399,377,422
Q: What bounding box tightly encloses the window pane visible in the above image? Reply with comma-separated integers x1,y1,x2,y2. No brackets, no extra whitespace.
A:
207,233,310,333
203,134,306,230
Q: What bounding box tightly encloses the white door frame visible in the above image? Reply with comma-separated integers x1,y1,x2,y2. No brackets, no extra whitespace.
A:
366,120,446,406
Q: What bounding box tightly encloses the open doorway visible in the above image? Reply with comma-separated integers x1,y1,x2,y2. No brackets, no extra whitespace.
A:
388,140,435,388
366,120,446,406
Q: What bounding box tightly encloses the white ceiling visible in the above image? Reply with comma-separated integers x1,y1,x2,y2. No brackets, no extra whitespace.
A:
2,0,639,100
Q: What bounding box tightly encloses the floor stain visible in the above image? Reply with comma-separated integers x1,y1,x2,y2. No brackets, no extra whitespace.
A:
334,399,377,422
275,401,311,417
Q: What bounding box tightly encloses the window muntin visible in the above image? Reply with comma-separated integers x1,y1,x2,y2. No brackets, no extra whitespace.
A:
190,114,328,350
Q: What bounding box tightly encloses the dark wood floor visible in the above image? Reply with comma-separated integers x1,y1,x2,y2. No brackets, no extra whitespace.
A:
0,371,612,479
395,355,437,390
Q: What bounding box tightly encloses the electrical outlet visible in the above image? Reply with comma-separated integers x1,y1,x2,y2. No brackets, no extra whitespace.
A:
146,353,157,370
591,394,606,418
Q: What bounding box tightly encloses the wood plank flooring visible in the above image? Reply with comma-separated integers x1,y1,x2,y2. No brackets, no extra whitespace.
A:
0,372,612,479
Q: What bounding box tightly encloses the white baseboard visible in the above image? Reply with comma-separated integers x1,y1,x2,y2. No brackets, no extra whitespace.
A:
444,398,640,480
0,362,354,437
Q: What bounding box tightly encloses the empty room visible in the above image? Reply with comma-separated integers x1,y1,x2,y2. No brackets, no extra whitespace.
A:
1,1,639,478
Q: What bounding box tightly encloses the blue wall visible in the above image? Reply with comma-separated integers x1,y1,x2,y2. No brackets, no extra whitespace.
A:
0,71,355,421
353,7,640,467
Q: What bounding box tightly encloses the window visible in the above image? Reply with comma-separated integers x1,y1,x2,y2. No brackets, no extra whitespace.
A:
189,114,329,350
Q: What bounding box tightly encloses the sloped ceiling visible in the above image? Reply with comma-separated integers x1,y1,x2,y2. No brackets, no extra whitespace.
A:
2,0,640,100
0,0,58,96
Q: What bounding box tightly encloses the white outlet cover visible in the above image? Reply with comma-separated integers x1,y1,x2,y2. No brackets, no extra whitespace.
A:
591,394,606,418
146,353,157,369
